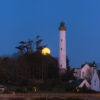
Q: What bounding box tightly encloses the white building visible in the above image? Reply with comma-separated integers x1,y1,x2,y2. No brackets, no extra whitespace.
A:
72,79,90,89
91,69,100,92
59,21,67,74
79,79,90,89
74,62,96,81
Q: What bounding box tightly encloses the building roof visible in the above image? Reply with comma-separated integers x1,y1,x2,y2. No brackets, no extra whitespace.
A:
81,62,97,68
59,21,66,30
72,79,90,88
72,79,84,87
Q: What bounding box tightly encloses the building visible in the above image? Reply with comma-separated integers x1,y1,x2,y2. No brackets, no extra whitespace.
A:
81,62,96,81
59,21,67,74
91,69,100,92
72,79,90,89
73,68,81,79
74,62,96,81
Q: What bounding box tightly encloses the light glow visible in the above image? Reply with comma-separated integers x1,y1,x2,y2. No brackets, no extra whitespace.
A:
42,48,50,55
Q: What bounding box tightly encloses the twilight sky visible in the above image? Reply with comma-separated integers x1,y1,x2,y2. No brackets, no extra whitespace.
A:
0,0,100,67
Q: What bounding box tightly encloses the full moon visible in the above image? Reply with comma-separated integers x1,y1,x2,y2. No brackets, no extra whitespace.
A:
42,48,50,55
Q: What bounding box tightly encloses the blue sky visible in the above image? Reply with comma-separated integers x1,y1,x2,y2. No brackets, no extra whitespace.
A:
0,0,100,67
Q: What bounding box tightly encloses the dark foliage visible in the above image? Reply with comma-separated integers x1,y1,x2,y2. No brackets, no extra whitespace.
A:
81,61,97,68
0,52,59,86
0,36,76,93
60,69,76,81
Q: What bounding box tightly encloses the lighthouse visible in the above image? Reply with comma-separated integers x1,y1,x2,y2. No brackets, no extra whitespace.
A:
59,21,67,74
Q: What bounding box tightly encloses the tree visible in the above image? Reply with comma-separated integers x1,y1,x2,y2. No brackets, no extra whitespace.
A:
36,35,46,52
61,68,76,81
16,36,46,54
66,56,70,71
61,57,76,81
25,40,33,53
16,40,34,54
16,41,26,54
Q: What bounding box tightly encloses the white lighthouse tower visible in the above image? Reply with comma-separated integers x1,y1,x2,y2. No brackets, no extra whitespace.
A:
59,21,67,74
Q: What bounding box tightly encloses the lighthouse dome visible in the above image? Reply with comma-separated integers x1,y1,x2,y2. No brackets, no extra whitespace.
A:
60,21,65,27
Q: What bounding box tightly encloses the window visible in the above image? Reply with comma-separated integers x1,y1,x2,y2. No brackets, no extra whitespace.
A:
61,39,63,42
94,80,96,86
61,48,62,51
